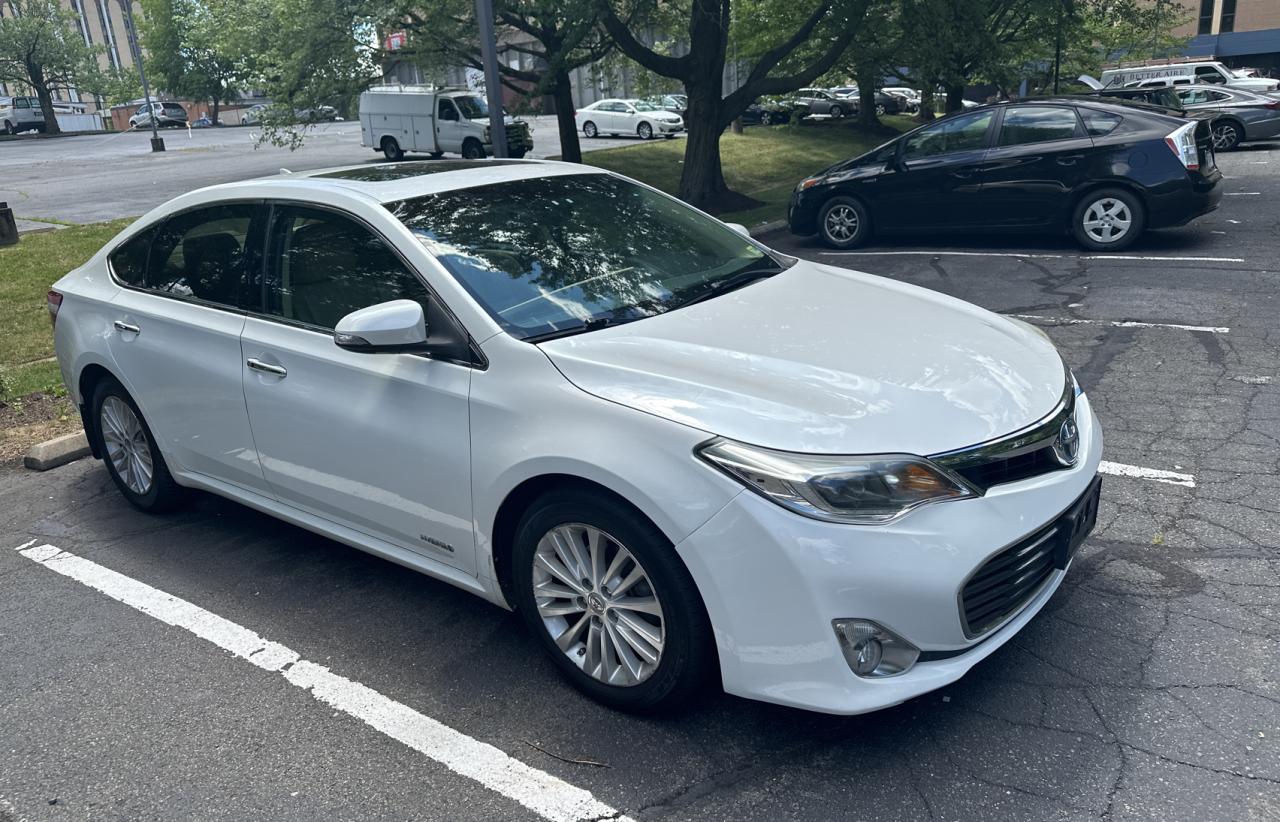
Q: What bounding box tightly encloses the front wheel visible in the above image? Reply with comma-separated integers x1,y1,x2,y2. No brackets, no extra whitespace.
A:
90,378,184,512
818,196,871,249
582,120,598,138
1072,188,1144,252
1212,120,1242,151
512,489,714,713
461,138,485,159
637,121,653,140
509,148,528,158
381,137,403,161
875,103,886,116
829,105,844,119
760,111,773,126
4,120,15,135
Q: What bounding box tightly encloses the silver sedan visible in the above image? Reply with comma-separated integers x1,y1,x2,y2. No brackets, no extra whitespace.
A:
1174,84,1280,150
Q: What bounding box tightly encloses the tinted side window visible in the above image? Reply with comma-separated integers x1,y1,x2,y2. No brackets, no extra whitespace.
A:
1080,109,1122,136
15,98,29,109
148,204,255,306
902,110,994,160
108,226,158,287
1196,65,1227,84
997,106,1081,146
266,206,429,330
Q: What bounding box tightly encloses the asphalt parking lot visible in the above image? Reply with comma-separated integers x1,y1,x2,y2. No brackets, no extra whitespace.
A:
2,144,1279,822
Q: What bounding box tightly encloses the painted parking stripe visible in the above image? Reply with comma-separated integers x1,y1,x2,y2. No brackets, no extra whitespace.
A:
1009,314,1230,334
818,250,1246,263
12,540,630,822
1098,461,1196,488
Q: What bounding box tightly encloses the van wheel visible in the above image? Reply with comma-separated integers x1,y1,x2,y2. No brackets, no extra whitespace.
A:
90,377,184,513
1072,188,1144,252
381,137,403,161
1212,119,1242,151
3,120,13,135
462,138,485,160
637,122,653,140
583,121,598,138
818,196,871,249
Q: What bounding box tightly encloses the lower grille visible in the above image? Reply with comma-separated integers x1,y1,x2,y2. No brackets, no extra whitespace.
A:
961,524,1059,638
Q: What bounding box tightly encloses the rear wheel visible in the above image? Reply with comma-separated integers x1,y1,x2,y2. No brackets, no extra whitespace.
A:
512,489,714,713
818,196,871,249
637,121,653,140
1072,188,1144,252
381,137,403,161
875,103,886,116
90,378,184,512
1212,119,1242,151
582,120,598,138
461,138,485,159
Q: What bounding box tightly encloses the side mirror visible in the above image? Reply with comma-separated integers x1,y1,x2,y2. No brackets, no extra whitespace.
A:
334,299,428,353
725,222,751,238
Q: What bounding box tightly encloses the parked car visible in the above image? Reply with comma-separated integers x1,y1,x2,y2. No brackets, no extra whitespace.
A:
830,88,905,116
129,101,189,129
1101,59,1278,93
653,94,688,119
1,95,47,134
1171,84,1280,150
789,98,1222,252
883,87,922,113
829,86,859,99
240,104,268,125
795,88,848,119
297,105,339,123
359,88,533,160
50,158,1101,715
741,97,796,125
576,98,684,139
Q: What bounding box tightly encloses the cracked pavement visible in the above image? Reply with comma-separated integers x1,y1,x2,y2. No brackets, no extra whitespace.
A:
1,144,1278,821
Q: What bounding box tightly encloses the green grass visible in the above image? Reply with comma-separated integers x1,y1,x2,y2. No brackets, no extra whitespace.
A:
581,116,916,226
0,218,132,402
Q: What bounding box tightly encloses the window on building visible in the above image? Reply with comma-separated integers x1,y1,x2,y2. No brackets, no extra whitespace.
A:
1220,0,1236,32
1197,0,1215,35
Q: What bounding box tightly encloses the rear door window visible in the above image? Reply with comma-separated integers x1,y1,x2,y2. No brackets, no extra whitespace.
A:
147,204,257,307
997,106,1082,145
108,227,159,287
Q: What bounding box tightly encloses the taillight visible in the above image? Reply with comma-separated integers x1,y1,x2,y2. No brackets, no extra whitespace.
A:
1264,101,1280,110
47,289,63,327
1164,121,1199,171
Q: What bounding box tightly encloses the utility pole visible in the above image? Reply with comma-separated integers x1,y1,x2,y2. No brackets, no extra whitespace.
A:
474,0,508,158
118,0,163,151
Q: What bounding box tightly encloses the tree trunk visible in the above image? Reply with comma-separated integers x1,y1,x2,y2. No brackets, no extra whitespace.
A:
857,65,878,127
918,85,936,122
945,82,966,114
211,98,221,126
551,74,581,164
678,79,729,211
29,63,61,136
730,116,743,135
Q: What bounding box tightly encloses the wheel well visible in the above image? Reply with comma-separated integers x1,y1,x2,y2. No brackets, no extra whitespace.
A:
380,135,398,147
77,363,117,459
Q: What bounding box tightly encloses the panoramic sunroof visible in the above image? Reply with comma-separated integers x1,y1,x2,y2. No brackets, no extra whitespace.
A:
314,160,531,182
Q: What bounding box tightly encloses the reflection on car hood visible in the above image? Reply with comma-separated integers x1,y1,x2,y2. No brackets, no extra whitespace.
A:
538,260,1066,455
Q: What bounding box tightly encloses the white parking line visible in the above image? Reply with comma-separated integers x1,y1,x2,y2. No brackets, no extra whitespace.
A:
818,250,1246,263
1009,314,1230,334
1098,461,1196,488
1224,192,1261,195
12,540,630,822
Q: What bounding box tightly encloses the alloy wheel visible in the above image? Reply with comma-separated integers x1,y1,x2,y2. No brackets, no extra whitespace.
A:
100,396,153,495
1082,197,1132,244
583,121,597,138
824,204,860,242
531,523,666,687
1213,123,1239,150
638,122,652,139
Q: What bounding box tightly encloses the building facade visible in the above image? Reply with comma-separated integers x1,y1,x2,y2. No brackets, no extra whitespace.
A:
1175,0,1280,74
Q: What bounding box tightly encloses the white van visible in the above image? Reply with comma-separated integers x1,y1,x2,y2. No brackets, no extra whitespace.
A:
1100,60,1279,93
359,87,533,161
1,96,47,135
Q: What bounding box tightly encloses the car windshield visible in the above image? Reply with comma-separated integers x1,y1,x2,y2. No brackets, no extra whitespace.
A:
387,174,773,340
454,95,489,119
631,101,659,111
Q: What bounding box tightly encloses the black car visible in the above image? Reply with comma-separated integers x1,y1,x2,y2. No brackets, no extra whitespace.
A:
788,99,1222,252
742,97,797,125
653,94,688,119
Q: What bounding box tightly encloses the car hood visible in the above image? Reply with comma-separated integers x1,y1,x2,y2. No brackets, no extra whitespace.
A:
538,261,1066,455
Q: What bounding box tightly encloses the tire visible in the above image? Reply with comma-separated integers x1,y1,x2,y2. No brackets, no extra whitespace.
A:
90,377,184,513
875,104,886,116
512,488,714,714
760,111,773,126
381,137,403,161
582,120,598,138
510,149,527,158
829,105,843,119
818,196,871,249
1071,188,1145,252
461,138,485,160
1212,119,1242,151
429,152,444,159
3,120,13,135
664,134,675,139
637,122,653,140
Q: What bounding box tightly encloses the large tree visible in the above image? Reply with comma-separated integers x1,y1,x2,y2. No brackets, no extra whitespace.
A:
0,0,103,135
140,0,247,125
597,0,872,212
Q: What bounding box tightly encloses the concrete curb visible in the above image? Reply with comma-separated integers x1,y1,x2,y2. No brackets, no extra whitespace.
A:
748,219,787,237
24,431,90,471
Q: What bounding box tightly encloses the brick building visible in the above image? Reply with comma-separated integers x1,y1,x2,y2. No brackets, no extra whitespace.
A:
1176,0,1280,74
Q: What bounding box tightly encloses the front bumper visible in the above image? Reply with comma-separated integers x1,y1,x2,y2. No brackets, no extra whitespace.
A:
787,187,823,236
674,393,1103,715
656,120,684,134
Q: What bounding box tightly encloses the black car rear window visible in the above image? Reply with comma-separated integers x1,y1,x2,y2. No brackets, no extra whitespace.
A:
1079,109,1123,136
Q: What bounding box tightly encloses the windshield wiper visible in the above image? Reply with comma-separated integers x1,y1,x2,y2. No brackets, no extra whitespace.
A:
525,317,633,344
668,266,784,310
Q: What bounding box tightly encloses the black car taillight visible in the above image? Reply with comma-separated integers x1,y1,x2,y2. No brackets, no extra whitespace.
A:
1164,121,1199,171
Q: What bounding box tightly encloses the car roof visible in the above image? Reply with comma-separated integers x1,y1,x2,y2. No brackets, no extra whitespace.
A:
187,159,600,206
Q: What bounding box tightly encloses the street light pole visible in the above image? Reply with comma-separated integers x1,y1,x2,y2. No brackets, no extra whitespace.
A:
474,0,508,158
118,0,163,152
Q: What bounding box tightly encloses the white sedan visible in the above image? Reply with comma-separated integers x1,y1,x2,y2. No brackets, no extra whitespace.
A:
575,98,683,140
50,159,1101,715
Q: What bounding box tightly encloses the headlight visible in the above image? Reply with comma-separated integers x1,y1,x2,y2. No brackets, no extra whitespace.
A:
483,126,490,142
698,439,975,524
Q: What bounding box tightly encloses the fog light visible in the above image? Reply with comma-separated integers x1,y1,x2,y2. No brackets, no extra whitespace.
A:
833,619,920,678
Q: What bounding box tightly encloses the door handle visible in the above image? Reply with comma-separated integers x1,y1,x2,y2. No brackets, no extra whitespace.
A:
113,320,140,334
950,170,975,179
1056,154,1086,165
246,358,287,377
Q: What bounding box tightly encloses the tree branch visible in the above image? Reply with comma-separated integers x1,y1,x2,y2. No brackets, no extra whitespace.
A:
596,0,689,78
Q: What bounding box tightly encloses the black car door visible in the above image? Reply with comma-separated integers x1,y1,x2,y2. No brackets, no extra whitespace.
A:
874,109,996,231
976,104,1095,228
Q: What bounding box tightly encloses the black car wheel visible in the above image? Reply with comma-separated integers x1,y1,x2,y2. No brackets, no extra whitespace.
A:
818,196,871,249
829,104,844,119
381,137,404,161
875,103,886,116
1071,188,1145,252
1212,120,1242,151
583,120,598,138
760,111,773,126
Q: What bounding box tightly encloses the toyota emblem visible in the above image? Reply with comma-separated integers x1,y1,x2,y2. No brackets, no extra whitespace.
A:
1052,417,1080,467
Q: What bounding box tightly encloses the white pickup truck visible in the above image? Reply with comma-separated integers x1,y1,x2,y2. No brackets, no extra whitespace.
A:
359,88,534,161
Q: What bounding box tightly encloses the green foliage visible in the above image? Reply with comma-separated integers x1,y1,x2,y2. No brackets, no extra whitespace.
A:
140,0,252,119
0,0,105,133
